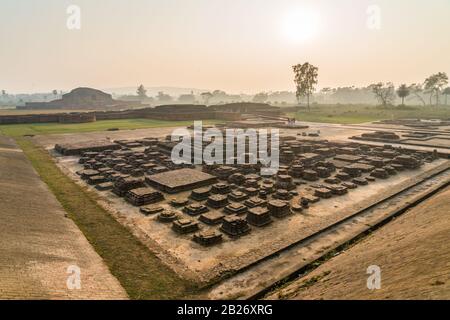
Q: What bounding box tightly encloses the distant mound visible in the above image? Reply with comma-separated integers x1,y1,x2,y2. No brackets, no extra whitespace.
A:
17,87,143,110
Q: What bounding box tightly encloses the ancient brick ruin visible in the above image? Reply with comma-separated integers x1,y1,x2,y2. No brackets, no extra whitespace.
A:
58,125,442,250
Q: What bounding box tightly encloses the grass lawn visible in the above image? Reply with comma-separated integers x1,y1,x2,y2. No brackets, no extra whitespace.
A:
0,112,352,299
0,119,222,299
288,104,450,124
13,136,200,299
0,116,292,299
0,118,221,137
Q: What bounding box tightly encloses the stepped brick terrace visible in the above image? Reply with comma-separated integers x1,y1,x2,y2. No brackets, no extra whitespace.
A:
43,121,450,285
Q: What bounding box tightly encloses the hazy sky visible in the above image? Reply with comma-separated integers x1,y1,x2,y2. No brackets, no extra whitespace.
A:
1,0,449,94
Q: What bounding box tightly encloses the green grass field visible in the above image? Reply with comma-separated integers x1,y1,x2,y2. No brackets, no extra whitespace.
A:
0,118,221,137
0,118,226,299
289,104,450,124
1,106,449,299
14,137,200,299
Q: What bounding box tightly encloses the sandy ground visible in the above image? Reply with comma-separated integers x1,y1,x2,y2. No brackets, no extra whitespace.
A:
3,119,450,299
26,121,450,292
298,122,450,155
267,187,450,300
44,122,449,285
59,154,448,285
32,121,450,155
34,126,186,150
0,135,127,299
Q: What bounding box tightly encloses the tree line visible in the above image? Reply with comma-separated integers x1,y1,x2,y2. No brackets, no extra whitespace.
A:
292,62,450,108
370,72,449,107
2,71,449,107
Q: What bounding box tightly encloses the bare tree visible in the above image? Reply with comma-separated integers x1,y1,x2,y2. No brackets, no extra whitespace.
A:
443,87,450,106
137,84,147,99
292,62,318,111
408,83,427,106
370,82,395,106
396,84,410,106
424,72,448,106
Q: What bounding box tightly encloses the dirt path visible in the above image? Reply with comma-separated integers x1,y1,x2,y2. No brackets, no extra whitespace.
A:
267,187,450,300
0,135,127,299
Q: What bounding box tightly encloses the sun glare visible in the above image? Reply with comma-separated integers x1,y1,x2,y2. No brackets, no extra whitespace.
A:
282,8,320,44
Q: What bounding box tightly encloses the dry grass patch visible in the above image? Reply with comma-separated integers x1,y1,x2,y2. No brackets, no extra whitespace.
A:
15,137,200,299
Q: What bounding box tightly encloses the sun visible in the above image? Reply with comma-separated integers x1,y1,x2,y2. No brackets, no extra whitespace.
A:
282,8,320,44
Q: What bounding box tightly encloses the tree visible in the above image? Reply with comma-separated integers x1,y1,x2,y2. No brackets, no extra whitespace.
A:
211,90,228,102
201,92,213,105
443,87,450,105
136,84,147,99
424,72,448,106
178,93,196,104
157,91,173,103
396,84,410,105
292,62,318,111
1,90,6,96
320,87,332,94
408,83,427,106
52,89,58,97
370,82,395,106
252,92,269,103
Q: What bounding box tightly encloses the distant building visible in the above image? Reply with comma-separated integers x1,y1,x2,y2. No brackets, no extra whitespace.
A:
17,87,143,110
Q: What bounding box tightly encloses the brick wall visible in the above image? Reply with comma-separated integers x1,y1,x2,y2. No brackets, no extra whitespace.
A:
0,107,242,124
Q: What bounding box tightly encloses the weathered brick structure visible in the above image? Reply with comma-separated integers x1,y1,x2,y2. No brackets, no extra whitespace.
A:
172,218,199,234
146,168,217,194
246,207,273,227
18,87,139,110
125,187,164,206
220,215,251,237
193,230,223,246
